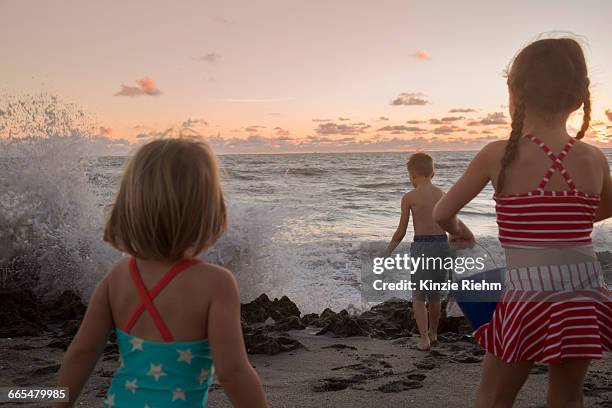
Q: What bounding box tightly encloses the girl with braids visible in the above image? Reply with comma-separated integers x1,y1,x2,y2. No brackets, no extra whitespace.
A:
434,37,611,408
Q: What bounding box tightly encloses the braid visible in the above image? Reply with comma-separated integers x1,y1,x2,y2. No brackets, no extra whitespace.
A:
497,100,525,194
575,87,591,140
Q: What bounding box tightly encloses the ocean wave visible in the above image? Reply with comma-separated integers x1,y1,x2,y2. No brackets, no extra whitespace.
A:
356,182,404,189
282,168,329,177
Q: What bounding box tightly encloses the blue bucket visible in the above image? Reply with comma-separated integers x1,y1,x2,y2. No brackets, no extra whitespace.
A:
450,267,506,331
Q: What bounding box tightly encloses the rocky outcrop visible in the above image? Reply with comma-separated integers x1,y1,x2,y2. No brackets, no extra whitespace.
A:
1,289,472,356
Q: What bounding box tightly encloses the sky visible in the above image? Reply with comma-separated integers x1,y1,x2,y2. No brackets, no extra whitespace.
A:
0,0,611,154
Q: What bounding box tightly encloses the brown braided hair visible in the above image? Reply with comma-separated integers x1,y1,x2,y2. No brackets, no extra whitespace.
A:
497,38,591,193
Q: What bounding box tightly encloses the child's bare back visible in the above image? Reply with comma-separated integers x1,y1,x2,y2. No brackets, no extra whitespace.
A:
404,183,446,236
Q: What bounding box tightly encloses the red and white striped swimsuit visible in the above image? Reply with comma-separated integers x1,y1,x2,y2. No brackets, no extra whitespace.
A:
473,135,612,363
495,134,600,248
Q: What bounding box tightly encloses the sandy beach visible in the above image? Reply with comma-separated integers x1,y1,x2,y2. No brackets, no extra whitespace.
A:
1,290,610,408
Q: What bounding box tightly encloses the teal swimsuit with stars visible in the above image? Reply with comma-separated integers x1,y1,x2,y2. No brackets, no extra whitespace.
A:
104,257,214,408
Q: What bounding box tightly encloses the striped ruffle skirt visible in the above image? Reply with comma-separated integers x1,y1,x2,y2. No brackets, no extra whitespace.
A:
473,261,612,363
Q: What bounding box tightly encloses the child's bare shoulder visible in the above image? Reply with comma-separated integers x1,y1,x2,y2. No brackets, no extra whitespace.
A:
574,139,607,162
401,190,416,204
431,185,446,196
106,256,130,281
481,139,507,158
184,262,238,294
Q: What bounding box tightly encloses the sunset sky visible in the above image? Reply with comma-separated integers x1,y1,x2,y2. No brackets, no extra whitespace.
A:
1,0,611,153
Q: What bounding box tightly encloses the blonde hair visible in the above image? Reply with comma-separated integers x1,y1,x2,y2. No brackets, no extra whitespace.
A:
407,152,434,177
104,138,227,261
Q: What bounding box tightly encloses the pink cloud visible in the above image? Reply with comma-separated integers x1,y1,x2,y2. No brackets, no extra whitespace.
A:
98,126,114,137
413,50,430,61
115,77,162,97
274,127,290,136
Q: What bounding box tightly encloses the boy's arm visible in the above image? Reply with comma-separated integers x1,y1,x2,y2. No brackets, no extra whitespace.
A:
207,267,268,408
384,194,411,257
54,278,114,408
434,146,493,241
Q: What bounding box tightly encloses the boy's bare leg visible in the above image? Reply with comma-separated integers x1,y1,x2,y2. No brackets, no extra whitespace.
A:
412,297,430,350
428,300,441,344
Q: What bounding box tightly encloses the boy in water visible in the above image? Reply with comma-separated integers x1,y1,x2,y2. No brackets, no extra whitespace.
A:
384,152,473,350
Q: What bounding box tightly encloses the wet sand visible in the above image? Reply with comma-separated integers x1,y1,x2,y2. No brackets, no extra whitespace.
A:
1,327,610,407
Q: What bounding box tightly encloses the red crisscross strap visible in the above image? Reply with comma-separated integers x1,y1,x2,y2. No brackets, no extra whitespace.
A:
123,257,203,342
525,134,577,191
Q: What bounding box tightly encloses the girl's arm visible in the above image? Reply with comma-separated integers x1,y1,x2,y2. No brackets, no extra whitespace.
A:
54,278,114,408
384,194,411,257
595,149,612,223
208,268,268,408
433,146,493,240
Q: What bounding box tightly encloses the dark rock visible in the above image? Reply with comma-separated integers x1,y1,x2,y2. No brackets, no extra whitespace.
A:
240,294,301,325
301,313,320,326
272,316,305,331
241,294,273,323
316,314,370,337
313,298,415,339
44,290,87,322
0,289,48,337
243,327,304,355
0,288,88,338
320,308,337,320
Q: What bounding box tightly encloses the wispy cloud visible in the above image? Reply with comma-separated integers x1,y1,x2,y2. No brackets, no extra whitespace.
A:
338,117,351,121
413,50,430,61
375,116,389,121
390,92,429,106
135,130,167,139
377,125,426,134
245,125,266,133
449,107,477,113
199,53,221,64
468,112,507,126
312,118,332,122
274,127,290,136
433,125,463,135
429,116,465,124
182,118,208,128
315,122,370,135
115,77,162,97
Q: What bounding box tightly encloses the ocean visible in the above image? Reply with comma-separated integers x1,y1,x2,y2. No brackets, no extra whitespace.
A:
2,144,611,313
